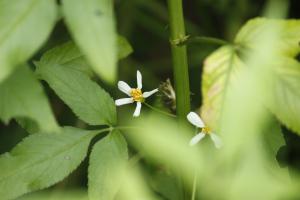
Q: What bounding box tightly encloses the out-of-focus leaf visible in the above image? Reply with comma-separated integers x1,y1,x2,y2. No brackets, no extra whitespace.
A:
235,18,300,57
201,45,244,130
264,57,300,134
0,127,98,200
36,61,117,126
0,65,59,133
0,0,57,83
148,171,182,200
201,18,300,134
62,0,117,83
88,130,128,200
117,36,133,60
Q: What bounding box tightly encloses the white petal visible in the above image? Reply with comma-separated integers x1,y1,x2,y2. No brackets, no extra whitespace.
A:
133,102,142,117
189,132,206,146
143,88,158,98
115,98,134,106
187,112,205,128
137,70,142,89
118,81,132,96
210,133,223,149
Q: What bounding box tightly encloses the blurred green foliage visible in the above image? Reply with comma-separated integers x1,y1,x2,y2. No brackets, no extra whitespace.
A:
0,0,300,199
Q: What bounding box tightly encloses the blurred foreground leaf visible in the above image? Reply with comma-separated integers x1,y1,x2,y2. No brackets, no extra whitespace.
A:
62,0,117,83
0,65,59,133
88,130,128,200
0,0,57,83
0,127,98,200
201,18,300,135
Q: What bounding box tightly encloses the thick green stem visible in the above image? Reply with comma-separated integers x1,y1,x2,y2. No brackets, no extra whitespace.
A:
167,0,191,122
167,0,191,199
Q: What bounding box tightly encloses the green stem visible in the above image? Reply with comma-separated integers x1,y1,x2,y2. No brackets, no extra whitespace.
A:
167,0,191,122
167,0,191,199
182,36,229,46
143,102,176,118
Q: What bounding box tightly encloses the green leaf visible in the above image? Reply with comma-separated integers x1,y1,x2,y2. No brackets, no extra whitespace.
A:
265,57,300,134
35,61,117,126
201,45,244,129
62,0,117,83
117,36,133,60
37,36,132,77
0,127,98,200
148,171,182,200
38,41,94,77
201,18,300,133
0,0,57,83
235,18,300,134
19,190,89,200
259,114,286,170
0,65,59,133
235,18,300,57
88,130,128,200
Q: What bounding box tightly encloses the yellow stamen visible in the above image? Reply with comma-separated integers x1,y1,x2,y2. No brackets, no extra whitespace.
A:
130,88,144,102
202,126,211,134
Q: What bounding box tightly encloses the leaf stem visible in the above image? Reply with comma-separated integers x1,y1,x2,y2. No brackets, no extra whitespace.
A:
191,173,198,200
143,102,176,117
181,36,229,46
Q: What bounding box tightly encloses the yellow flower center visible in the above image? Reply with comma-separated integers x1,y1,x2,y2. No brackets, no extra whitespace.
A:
202,126,211,134
130,88,144,102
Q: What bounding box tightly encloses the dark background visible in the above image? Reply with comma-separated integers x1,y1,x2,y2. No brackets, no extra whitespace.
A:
0,0,299,189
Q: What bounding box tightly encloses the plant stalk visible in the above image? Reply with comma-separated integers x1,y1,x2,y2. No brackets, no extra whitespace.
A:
167,0,191,122
167,0,191,199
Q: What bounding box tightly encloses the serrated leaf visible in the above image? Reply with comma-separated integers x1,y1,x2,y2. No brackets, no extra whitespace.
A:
62,0,117,83
201,18,300,133
37,36,132,77
38,41,94,77
88,130,128,200
0,0,57,83
35,62,117,126
0,65,59,133
0,127,98,200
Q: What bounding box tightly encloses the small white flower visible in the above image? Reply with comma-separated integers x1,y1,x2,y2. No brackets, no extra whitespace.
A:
187,112,222,148
115,70,158,117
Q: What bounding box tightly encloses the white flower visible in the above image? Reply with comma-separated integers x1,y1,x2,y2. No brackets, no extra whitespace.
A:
115,70,158,117
187,112,222,148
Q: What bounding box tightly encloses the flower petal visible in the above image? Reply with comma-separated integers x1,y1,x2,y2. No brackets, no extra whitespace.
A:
210,133,223,149
137,70,142,89
189,132,206,146
115,98,134,106
133,102,142,117
118,81,132,96
187,112,205,128
143,88,158,98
